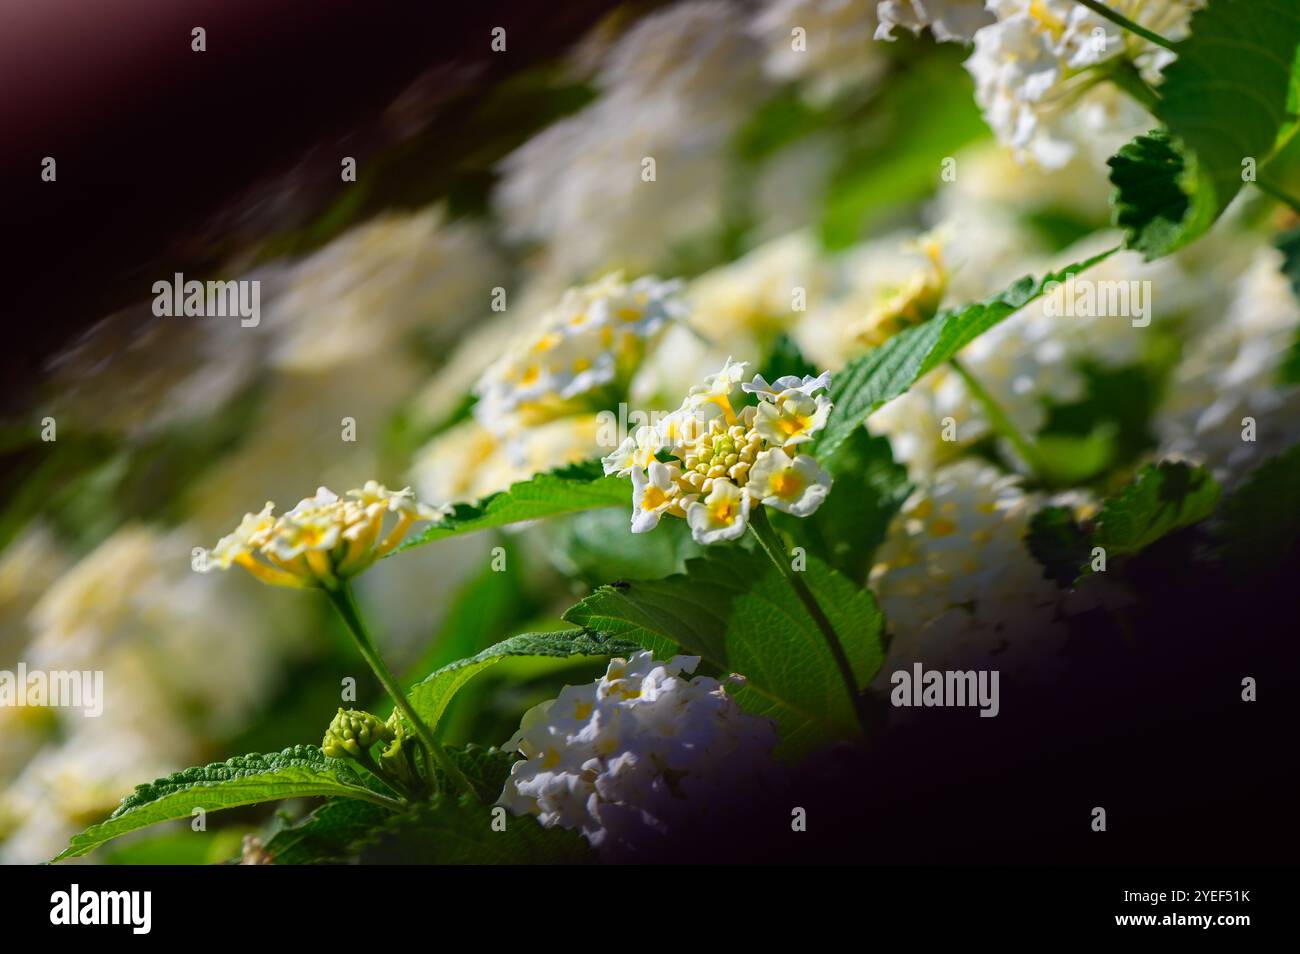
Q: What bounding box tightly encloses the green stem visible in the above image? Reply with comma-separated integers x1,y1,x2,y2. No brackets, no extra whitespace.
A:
1072,0,1176,52
325,584,477,801
1256,178,1300,216
340,786,407,812
747,507,870,738
353,747,419,803
949,357,1049,481
1105,58,1160,113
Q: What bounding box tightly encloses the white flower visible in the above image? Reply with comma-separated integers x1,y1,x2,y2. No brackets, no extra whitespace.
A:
743,370,832,401
753,388,832,447
499,652,778,857
876,0,995,42
686,479,751,544
747,450,832,516
631,461,689,533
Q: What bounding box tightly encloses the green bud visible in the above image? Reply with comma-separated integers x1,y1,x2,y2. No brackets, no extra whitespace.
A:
321,707,394,760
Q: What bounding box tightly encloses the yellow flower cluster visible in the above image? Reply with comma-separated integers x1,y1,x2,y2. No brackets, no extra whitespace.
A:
603,359,834,544
204,481,443,589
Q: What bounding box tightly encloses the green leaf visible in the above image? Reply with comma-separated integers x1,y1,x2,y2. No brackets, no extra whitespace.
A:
1219,443,1300,574
440,744,516,803
407,629,643,732
776,427,910,582
563,550,885,756
1108,130,1196,259
1091,460,1221,557
1110,0,1300,258
261,798,393,865
259,744,516,863
395,460,629,553
554,507,702,584
1029,461,1221,587
53,746,395,861
359,795,592,864
1026,505,1093,588
820,249,1116,457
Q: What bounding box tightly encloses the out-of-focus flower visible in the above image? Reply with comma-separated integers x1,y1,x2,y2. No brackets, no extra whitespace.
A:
876,0,995,42
204,483,443,589
870,460,1066,677
751,0,890,103
499,652,778,858
1156,247,1300,484
633,232,830,406
795,229,953,370
266,206,500,373
611,360,833,544
0,523,70,655
964,0,1201,168
473,272,685,435
495,2,766,279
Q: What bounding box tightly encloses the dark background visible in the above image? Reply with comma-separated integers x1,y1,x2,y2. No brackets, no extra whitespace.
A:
0,0,619,401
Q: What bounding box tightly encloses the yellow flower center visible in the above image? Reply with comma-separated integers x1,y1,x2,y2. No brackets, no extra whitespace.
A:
771,470,804,499
642,485,669,510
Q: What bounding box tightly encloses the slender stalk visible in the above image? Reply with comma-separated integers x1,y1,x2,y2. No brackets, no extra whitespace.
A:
1105,58,1160,112
747,507,870,738
949,358,1049,481
324,584,477,800
1256,178,1300,216
340,786,407,812
1072,0,1175,52
353,747,420,802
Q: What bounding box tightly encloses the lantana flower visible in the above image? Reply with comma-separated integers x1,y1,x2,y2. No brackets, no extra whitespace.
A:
473,272,686,434
498,652,779,858
204,482,444,589
608,359,834,545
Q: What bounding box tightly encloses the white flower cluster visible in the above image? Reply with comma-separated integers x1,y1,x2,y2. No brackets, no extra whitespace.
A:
473,272,686,436
498,652,778,856
961,0,1201,168
1156,246,1300,484
869,460,1070,677
205,482,443,589
605,359,834,544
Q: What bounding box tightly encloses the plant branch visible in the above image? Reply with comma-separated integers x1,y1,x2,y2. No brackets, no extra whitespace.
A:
1073,0,1176,51
747,507,870,738
324,584,477,801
